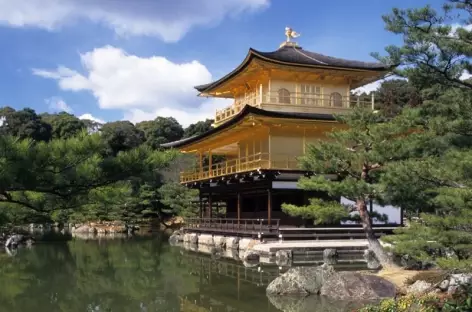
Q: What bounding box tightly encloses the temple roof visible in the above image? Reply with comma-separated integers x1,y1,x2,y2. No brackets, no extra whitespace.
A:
195,45,392,93
161,105,335,149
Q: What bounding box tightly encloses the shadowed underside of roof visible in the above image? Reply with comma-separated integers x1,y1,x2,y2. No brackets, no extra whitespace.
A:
161,105,336,149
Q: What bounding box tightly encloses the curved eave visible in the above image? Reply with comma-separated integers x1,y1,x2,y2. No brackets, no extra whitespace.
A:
161,105,336,150
195,48,394,94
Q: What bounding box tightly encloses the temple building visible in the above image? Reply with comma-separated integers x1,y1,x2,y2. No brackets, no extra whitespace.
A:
163,29,397,232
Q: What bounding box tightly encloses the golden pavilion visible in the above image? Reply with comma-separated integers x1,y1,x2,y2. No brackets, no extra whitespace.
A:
163,28,393,232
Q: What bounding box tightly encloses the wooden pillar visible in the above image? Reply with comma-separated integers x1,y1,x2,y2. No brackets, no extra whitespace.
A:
208,193,213,219
268,130,272,168
267,189,272,224
199,194,203,219
237,192,241,225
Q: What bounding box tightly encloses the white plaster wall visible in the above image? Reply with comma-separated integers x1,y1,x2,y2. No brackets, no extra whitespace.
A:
340,196,402,225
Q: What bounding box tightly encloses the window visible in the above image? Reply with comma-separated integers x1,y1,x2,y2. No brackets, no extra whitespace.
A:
278,88,291,104
300,84,321,105
330,92,343,107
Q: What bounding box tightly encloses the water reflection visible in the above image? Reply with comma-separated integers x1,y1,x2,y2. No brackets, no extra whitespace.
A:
0,234,365,312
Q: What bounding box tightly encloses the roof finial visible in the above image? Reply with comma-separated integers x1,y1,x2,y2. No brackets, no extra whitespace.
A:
285,27,300,42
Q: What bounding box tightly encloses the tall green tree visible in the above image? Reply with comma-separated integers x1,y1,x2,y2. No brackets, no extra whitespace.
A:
137,117,184,149
0,132,176,215
283,109,412,267
375,79,422,115
100,121,145,155
370,0,472,270
183,119,213,138
0,108,52,142
41,112,86,139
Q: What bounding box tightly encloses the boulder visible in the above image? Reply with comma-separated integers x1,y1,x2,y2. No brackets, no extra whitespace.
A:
5,235,24,248
363,249,381,270
238,238,254,251
407,280,433,295
323,249,338,265
169,230,183,245
226,237,240,250
72,224,97,234
449,273,472,286
266,264,335,295
439,279,450,291
276,250,293,267
243,250,260,262
198,234,214,246
5,234,34,249
320,272,396,300
213,235,226,249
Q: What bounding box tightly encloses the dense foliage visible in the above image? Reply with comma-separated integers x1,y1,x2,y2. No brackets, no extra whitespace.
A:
358,285,472,311
375,0,472,271
0,107,209,226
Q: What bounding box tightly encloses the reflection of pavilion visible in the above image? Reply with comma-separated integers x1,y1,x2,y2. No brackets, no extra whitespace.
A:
178,251,280,312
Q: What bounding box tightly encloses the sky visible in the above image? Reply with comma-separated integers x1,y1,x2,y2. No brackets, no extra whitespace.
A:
0,0,445,127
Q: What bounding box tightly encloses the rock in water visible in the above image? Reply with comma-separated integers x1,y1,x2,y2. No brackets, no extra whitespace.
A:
243,250,260,262
266,265,335,295
168,230,183,245
5,234,25,248
275,250,292,267
320,272,396,300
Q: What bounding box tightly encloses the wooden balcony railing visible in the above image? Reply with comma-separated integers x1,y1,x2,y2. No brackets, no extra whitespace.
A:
180,152,299,183
215,91,374,125
184,218,280,234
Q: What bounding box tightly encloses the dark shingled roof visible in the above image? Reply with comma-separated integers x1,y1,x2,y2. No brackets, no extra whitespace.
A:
161,105,335,149
195,45,391,93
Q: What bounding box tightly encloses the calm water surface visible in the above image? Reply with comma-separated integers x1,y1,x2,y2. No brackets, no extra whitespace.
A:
0,234,364,312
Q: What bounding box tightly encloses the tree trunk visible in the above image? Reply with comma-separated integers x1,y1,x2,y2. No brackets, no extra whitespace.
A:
357,199,398,268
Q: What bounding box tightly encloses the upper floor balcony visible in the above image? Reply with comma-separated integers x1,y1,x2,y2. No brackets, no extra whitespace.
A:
181,152,299,183
215,90,374,126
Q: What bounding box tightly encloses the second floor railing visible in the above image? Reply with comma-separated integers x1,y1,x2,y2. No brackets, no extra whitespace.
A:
215,91,373,124
181,152,299,183
184,218,280,234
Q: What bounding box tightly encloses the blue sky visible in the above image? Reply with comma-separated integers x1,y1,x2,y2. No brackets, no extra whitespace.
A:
0,0,444,126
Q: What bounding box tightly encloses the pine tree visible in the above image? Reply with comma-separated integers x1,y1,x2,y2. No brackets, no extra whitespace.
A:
371,0,472,270
283,109,413,267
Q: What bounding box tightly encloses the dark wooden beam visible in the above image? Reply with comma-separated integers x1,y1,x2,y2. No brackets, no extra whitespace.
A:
267,188,272,224
237,192,241,225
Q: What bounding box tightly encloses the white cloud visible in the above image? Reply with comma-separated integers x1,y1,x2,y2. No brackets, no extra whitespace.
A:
34,46,227,126
124,98,232,127
0,0,269,42
460,71,472,81
78,113,105,124
45,96,73,113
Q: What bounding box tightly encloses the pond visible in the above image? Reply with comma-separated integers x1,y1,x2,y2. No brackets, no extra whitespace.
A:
0,233,365,312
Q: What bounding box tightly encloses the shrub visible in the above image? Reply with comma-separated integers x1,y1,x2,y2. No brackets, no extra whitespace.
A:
357,286,472,312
